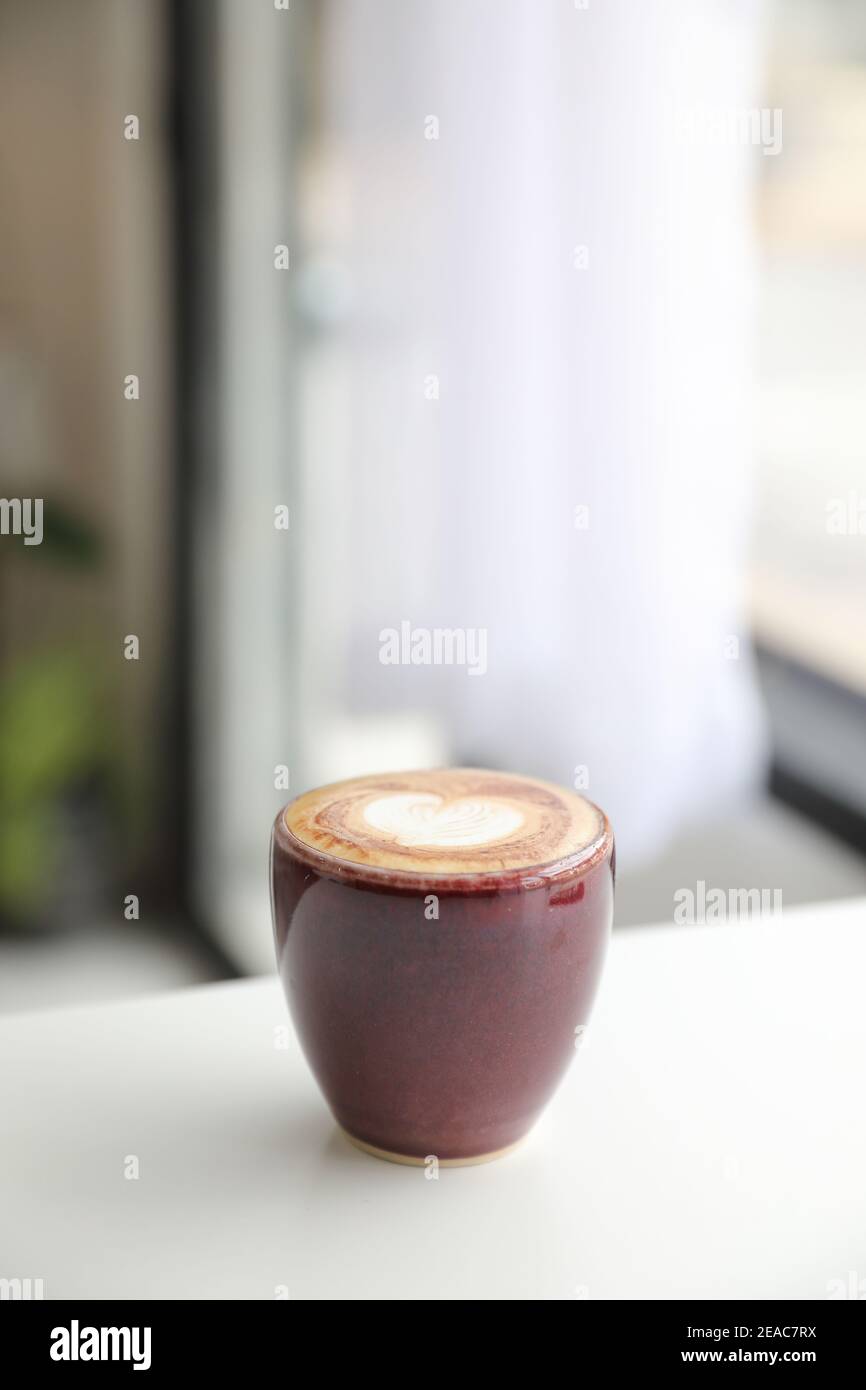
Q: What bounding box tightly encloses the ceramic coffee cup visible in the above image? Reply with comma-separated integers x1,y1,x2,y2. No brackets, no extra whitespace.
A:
271,769,614,1165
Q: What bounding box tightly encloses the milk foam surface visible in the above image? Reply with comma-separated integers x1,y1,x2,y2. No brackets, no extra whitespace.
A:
284,769,604,876
363,793,526,848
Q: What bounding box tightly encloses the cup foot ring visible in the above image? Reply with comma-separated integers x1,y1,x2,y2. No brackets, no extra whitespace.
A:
339,1126,523,1167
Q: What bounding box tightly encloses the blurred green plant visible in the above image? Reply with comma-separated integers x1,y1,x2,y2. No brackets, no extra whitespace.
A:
0,646,111,914
0,498,113,924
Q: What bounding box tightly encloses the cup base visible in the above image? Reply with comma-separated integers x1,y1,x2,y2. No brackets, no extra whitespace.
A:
339,1126,524,1167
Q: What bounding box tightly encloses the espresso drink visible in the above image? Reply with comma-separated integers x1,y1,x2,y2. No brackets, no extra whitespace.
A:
272,769,614,1165
285,768,605,876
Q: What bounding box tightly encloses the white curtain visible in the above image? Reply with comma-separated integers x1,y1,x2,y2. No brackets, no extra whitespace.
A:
301,0,769,865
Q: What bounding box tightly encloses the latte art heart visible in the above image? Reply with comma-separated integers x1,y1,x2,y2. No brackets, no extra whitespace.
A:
363,793,525,849
284,768,605,877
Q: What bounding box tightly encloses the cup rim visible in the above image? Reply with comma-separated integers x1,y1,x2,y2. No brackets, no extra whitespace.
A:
271,791,614,895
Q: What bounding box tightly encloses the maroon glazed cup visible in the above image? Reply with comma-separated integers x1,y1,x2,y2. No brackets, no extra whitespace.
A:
270,797,614,1166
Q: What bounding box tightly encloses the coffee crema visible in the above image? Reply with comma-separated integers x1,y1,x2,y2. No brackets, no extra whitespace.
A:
283,769,604,876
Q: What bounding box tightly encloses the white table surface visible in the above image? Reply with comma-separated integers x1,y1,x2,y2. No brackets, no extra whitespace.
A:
2,898,865,1301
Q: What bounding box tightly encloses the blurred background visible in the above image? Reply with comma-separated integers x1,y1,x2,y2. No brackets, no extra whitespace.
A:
1,0,865,1011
